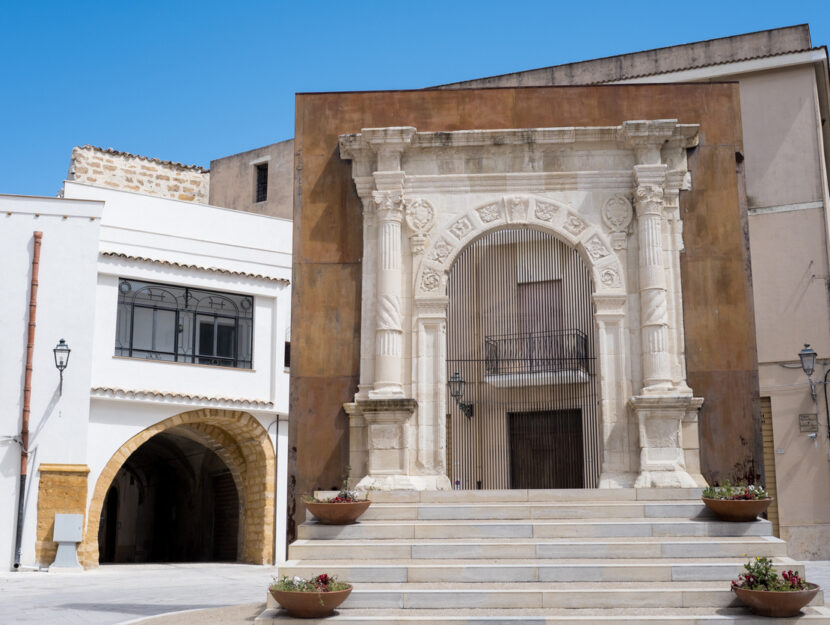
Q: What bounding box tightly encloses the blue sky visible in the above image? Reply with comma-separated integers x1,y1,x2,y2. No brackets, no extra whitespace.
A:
1,1,828,197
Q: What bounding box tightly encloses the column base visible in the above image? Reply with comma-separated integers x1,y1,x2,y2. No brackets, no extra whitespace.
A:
598,472,637,488
630,394,704,489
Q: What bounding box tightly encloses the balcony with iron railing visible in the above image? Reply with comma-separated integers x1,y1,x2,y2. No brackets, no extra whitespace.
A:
484,329,591,387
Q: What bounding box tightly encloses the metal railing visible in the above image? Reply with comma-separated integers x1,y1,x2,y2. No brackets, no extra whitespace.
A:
484,329,589,375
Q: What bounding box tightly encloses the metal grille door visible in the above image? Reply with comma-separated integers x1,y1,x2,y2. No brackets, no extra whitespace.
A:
446,227,600,489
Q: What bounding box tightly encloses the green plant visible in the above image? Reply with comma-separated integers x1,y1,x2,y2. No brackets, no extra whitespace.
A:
270,574,350,593
732,557,808,591
703,480,768,501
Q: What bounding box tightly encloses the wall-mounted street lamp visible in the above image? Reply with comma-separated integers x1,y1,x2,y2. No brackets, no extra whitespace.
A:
799,344,818,400
448,371,474,418
53,339,71,396
798,343,829,440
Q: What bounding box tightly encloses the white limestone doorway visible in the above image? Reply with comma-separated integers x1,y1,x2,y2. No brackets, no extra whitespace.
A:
341,122,706,492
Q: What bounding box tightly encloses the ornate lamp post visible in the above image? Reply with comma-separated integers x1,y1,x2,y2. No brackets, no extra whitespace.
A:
53,339,71,396
448,371,474,418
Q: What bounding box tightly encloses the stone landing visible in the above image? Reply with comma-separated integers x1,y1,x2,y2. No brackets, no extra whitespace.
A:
257,489,830,624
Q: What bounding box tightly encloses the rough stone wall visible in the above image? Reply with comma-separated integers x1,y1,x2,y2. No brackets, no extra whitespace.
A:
68,145,209,202
35,464,89,567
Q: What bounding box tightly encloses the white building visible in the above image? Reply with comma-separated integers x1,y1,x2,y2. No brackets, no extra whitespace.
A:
2,179,291,569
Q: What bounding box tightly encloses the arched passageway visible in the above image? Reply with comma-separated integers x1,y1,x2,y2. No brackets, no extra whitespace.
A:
83,409,275,567
97,429,240,563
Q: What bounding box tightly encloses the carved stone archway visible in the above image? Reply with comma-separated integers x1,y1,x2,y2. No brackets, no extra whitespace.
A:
81,409,275,567
340,122,706,490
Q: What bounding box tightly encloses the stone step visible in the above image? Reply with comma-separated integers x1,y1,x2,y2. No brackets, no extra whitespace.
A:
289,536,787,560
351,502,711,521
279,556,804,583
256,605,830,624
270,581,823,610
314,488,705,503
297,518,773,540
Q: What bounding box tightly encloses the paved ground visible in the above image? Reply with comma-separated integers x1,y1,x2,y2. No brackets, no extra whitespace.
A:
0,563,275,625
1,561,829,625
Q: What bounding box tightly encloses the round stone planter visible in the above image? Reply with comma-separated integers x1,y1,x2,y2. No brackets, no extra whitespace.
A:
702,497,773,522
306,500,371,525
270,586,353,618
733,583,820,617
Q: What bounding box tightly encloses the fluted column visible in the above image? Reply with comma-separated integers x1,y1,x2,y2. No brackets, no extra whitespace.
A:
634,165,672,393
370,189,405,398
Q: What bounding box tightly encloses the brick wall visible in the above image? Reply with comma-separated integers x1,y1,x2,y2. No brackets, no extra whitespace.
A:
68,145,209,202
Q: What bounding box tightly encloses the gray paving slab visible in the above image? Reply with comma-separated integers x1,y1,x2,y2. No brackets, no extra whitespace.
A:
0,563,277,625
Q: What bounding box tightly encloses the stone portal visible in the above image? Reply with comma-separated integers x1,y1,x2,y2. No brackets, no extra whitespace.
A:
340,122,706,490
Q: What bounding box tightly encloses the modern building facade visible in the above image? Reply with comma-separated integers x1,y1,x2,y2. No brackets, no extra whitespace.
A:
2,155,292,569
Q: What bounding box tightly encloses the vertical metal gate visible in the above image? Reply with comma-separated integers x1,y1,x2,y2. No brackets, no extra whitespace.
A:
446,227,600,489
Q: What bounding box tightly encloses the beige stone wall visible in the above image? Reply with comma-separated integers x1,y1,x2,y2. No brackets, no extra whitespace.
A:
35,464,90,567
68,145,209,202
209,139,293,220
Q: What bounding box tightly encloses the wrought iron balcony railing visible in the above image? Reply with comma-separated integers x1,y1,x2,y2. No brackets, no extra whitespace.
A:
484,329,590,375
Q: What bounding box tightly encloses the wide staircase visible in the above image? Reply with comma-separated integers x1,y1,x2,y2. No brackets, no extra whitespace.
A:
257,488,830,623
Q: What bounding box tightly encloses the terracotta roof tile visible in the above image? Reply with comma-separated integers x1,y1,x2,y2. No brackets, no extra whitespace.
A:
100,251,290,285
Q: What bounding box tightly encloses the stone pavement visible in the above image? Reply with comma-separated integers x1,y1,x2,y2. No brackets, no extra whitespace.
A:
1,561,828,625
0,563,275,625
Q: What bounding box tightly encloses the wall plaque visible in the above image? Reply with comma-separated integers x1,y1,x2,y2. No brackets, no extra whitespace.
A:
799,413,819,433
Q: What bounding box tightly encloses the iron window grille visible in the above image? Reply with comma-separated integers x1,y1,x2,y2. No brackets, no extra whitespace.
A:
115,278,254,369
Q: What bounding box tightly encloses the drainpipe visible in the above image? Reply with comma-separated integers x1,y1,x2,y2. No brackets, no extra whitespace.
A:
14,231,42,569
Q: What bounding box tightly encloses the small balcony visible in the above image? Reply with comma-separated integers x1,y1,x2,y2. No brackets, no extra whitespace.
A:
484,329,590,388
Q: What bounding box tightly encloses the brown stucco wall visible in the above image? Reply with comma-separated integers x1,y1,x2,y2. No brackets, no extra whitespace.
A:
291,84,758,534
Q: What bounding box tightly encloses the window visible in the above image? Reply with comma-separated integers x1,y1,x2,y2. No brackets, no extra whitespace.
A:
255,163,268,202
115,279,253,369
284,341,290,369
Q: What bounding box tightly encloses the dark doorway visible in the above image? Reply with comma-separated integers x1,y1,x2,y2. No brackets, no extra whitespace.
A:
98,429,240,563
508,410,585,488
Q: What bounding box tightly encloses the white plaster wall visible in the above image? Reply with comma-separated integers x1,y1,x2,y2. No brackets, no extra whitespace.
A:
0,195,102,569
62,182,292,413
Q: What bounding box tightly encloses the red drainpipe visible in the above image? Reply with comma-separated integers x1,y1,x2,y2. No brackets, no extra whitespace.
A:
14,231,42,569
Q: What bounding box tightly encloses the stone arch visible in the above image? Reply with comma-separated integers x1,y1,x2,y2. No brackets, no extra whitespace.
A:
410,194,630,487
415,195,626,299
81,409,275,567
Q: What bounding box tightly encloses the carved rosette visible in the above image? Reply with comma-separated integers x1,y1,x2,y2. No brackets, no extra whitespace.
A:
420,270,441,292
476,202,503,223
564,212,588,236
534,199,559,222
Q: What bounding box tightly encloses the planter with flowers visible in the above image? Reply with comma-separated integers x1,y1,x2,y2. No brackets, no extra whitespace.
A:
702,482,772,522
305,489,371,525
731,557,820,617
270,574,352,618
